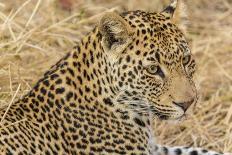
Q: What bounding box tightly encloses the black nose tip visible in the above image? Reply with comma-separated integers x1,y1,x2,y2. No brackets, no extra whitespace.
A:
173,99,194,112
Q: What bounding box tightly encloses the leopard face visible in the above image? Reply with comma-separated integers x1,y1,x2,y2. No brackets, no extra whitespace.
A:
99,9,197,120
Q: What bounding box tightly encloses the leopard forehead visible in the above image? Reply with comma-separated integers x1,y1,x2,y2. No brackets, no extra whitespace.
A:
120,10,190,65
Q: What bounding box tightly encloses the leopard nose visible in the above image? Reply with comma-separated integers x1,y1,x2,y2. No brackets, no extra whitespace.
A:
173,99,194,112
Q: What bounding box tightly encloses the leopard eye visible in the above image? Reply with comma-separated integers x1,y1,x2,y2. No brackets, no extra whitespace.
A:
147,65,158,74
146,65,165,78
182,55,191,66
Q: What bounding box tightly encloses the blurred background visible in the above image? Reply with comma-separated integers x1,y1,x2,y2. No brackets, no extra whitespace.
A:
0,0,231,152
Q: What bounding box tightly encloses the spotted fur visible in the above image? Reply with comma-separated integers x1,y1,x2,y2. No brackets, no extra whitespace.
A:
0,0,228,155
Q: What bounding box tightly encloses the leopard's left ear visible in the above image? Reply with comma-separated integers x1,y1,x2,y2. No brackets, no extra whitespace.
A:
161,0,188,33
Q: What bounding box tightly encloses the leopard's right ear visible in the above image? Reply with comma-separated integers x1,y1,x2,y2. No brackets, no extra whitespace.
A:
99,12,133,58
161,0,177,19
161,0,189,33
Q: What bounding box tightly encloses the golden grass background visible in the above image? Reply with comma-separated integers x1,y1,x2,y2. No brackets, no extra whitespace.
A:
0,0,231,152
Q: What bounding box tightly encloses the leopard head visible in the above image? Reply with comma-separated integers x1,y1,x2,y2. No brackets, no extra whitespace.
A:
98,0,197,120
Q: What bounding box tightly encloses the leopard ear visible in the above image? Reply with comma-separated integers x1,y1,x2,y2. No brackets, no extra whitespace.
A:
99,12,133,58
161,0,178,19
161,0,188,33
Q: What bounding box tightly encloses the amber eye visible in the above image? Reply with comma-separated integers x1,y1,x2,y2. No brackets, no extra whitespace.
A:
146,65,165,78
182,55,191,65
147,65,158,74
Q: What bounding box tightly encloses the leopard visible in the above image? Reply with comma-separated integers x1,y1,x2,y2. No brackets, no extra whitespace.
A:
0,0,230,154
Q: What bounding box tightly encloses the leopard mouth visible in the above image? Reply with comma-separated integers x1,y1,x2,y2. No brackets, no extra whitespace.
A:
150,108,174,120
150,103,186,120
157,114,169,120
131,99,186,120
157,113,186,121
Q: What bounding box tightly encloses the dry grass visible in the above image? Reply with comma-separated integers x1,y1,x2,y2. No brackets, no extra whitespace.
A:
0,0,231,152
